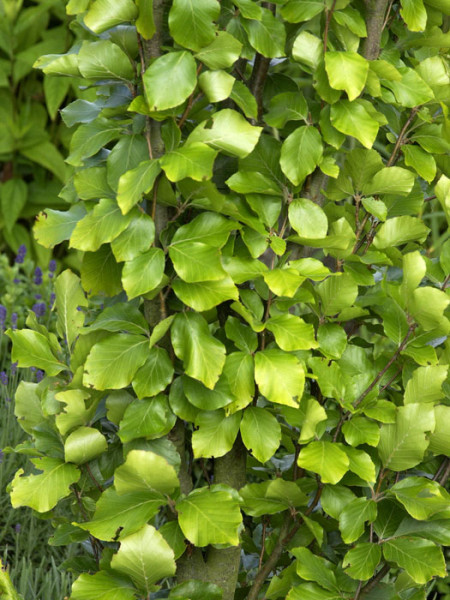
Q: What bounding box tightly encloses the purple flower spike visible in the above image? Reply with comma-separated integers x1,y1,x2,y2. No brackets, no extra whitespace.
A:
35,370,44,383
14,523,21,533
15,244,27,264
32,302,46,318
13,278,20,284
0,372,8,386
0,305,6,329
11,362,17,376
11,313,18,330
49,259,56,272
34,267,43,285
50,293,56,307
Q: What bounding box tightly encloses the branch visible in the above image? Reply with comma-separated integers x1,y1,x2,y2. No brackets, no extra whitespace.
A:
362,0,390,60
354,323,417,408
323,0,338,53
386,107,419,167
357,563,390,598
249,2,275,122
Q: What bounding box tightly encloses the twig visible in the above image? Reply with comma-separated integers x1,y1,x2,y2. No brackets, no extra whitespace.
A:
441,274,450,290
424,195,436,203
323,0,338,53
386,107,419,167
353,323,416,408
259,519,268,568
439,459,450,487
83,464,104,493
358,563,390,598
352,212,370,254
380,366,402,392
178,64,203,129
381,0,395,31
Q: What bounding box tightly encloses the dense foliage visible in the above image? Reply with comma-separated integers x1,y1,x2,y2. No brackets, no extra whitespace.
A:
0,0,73,256
6,1,450,599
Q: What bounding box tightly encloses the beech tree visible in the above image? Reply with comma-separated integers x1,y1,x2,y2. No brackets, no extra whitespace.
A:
5,1,450,599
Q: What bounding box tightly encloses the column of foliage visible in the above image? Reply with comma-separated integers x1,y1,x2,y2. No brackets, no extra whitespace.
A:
0,0,72,253
7,1,450,599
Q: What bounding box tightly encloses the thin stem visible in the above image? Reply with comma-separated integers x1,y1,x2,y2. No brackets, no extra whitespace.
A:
83,464,104,493
352,212,370,254
358,563,390,598
439,459,450,487
354,323,416,408
380,366,402,392
323,0,338,53
259,519,268,568
441,273,450,290
386,107,419,167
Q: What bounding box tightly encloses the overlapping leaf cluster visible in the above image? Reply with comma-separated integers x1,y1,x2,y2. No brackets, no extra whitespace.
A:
6,1,450,599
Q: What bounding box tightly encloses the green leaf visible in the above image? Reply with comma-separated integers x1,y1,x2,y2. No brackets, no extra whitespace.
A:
169,242,226,283
362,167,415,196
143,51,197,112
383,67,434,107
226,171,282,196
136,0,155,39
172,211,237,247
169,581,222,600
71,571,137,600
84,0,138,33
77,487,165,541
160,143,217,182
289,197,328,239
168,0,219,52
330,100,379,149
188,109,262,158
240,479,307,517
194,31,242,70
0,178,27,232
111,525,176,592
82,303,148,336
114,450,179,496
410,286,449,331
64,427,107,465
192,410,241,458
287,583,343,600
293,547,338,592
244,8,286,58
264,91,308,128
378,403,435,471
198,70,234,103
255,350,305,407
317,324,347,359
176,488,242,546
70,199,132,252
78,41,134,82
111,212,155,262
343,446,376,482
321,485,356,520
34,204,87,248
54,270,87,350
83,334,149,390
73,167,112,200
122,248,165,300
266,314,318,351
339,497,377,543
342,417,380,447
388,477,450,520
107,136,149,192
14,382,45,436
229,80,258,119
55,390,96,437
171,313,226,389
402,145,436,182
117,160,161,215
404,365,447,405
119,395,176,443
132,347,174,398
225,316,258,353
7,329,66,376
343,543,381,581
317,274,358,316
67,119,122,167
429,405,450,455
81,242,123,296
280,127,323,187
281,0,324,23
373,216,429,249
240,406,281,463
263,268,304,298
172,277,238,311
21,142,67,182
10,458,79,512
298,441,349,485
292,31,323,70
34,52,80,77
382,538,445,584
361,197,387,221
325,52,369,101
184,375,232,411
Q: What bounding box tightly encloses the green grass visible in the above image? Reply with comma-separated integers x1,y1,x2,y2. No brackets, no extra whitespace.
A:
0,371,74,600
